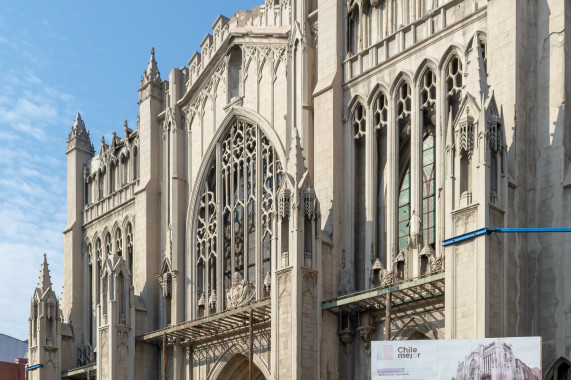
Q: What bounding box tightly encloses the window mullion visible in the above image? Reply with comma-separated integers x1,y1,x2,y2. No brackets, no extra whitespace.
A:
255,127,262,299
215,142,223,312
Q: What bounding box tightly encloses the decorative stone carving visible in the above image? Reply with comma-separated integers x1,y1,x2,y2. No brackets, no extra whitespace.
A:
198,291,205,307
302,186,317,219
381,269,394,286
278,187,291,219
117,330,129,361
77,343,94,366
162,272,172,298
339,329,355,354
357,326,376,353
263,272,271,293
226,272,255,308
281,251,289,268
430,254,444,273
458,112,474,152
209,289,217,310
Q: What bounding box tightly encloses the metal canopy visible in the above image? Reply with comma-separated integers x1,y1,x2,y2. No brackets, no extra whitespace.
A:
60,363,96,379
321,271,445,315
137,298,271,346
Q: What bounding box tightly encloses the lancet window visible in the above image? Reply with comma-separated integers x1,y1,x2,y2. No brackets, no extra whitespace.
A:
87,243,94,345
194,118,283,315
397,81,411,253
347,3,359,55
228,47,242,102
126,223,133,282
420,69,436,247
445,55,463,122
353,103,367,289
115,228,123,256
374,92,388,264
105,232,112,256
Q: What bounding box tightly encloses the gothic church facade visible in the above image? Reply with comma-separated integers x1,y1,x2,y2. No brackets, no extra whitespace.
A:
28,0,571,379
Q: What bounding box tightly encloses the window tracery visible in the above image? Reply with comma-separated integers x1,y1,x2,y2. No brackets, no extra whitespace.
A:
115,228,123,256
194,118,283,313
446,56,463,121
105,232,112,256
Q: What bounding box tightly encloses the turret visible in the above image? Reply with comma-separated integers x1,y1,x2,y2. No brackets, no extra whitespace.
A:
62,113,94,365
28,254,62,380
133,48,163,363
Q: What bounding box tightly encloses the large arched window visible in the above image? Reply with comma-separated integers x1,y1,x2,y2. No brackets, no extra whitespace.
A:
194,118,283,314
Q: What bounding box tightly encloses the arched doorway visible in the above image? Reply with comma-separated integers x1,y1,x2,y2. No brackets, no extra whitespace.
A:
216,354,266,380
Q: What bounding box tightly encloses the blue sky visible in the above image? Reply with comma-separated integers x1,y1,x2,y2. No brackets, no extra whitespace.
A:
0,0,262,341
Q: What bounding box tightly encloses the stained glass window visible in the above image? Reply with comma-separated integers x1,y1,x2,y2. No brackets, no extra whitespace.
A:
195,118,283,313
422,135,435,245
398,166,411,252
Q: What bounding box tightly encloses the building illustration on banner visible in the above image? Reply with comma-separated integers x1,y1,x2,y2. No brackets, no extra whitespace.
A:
372,337,542,380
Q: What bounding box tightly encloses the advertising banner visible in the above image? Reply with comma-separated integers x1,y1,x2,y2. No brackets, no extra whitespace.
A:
371,337,541,380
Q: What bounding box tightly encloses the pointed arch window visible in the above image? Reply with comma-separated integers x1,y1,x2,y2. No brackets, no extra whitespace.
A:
126,223,133,284
105,232,112,256
347,3,359,54
422,136,435,245
546,358,570,380
228,47,242,102
374,92,388,265
445,55,463,122
420,69,436,247
87,243,94,345
396,81,411,253
353,103,366,290
194,118,283,314
115,228,123,256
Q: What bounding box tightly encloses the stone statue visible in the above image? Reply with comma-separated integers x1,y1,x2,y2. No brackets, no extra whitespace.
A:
409,210,421,248
166,223,172,259
226,272,255,308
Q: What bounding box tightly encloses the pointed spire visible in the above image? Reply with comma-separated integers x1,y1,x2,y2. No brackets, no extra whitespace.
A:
38,253,52,292
285,127,307,182
446,107,453,148
72,113,86,134
67,112,93,154
465,34,488,102
142,47,161,85
100,135,108,154
124,120,132,138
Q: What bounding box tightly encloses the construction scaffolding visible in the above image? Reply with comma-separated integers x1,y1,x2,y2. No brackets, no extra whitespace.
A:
322,271,445,338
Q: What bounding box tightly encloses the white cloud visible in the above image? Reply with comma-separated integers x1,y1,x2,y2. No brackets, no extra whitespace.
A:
0,66,72,340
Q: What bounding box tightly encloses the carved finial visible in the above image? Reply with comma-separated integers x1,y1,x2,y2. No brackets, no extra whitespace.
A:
38,253,53,292
67,113,92,153
142,47,161,84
